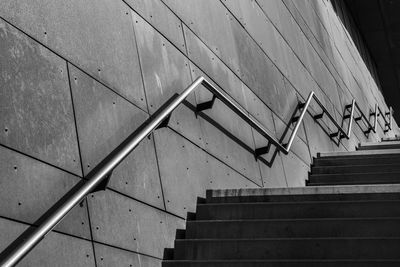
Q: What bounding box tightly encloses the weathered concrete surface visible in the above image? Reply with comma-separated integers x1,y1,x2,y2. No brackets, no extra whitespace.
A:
124,0,186,54
1,0,400,264
154,129,257,217
134,13,205,150
0,19,81,175
0,146,90,238
0,217,95,266
0,0,147,110
69,64,164,209
94,243,160,267
88,190,184,259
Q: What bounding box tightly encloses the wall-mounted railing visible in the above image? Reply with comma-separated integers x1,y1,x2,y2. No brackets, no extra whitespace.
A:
0,76,394,266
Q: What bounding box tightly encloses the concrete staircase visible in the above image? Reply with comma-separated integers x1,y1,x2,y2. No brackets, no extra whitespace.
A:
162,142,400,266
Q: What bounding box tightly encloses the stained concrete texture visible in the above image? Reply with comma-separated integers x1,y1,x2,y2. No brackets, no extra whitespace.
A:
0,217,95,267
154,129,257,217
88,190,184,259
281,152,309,187
69,64,165,209
1,0,399,264
258,152,288,188
133,13,205,149
124,0,186,54
0,0,147,110
94,243,160,267
0,19,81,176
0,146,91,239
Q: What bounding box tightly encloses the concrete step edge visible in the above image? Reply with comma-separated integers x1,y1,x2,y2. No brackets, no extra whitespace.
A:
207,184,400,199
309,171,400,177
318,149,400,157
188,217,400,223
163,259,400,263
175,239,400,243
359,141,400,147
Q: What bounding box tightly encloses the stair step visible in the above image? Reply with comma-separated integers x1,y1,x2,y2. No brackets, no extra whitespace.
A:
318,149,400,157
173,238,400,260
206,185,400,203
358,141,400,150
185,218,400,239
311,164,400,174
308,172,400,185
163,259,400,267
196,200,400,220
313,155,400,166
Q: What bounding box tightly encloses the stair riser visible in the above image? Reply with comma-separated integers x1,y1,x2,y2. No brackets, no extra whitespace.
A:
358,145,400,150
186,219,400,239
206,193,400,203
174,239,400,260
196,201,400,220
313,156,400,166
163,261,400,267
309,173,400,185
311,165,400,174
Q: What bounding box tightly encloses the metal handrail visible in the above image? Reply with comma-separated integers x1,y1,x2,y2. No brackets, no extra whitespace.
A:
0,76,394,266
377,105,393,132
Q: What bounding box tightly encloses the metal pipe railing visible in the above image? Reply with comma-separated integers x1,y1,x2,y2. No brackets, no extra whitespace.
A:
0,76,394,266
377,105,393,132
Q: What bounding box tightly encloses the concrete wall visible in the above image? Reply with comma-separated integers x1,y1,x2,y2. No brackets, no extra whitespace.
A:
0,0,398,265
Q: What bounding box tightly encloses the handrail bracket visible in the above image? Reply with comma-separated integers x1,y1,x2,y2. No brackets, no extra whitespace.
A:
196,95,217,113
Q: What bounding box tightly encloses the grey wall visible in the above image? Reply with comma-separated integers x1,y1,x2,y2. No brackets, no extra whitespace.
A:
0,0,398,266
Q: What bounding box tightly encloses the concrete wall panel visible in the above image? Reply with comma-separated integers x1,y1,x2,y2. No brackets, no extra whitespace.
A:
154,128,259,217
0,19,81,175
69,64,147,175
198,108,262,184
0,146,90,238
0,217,95,267
88,190,184,258
69,65,164,209
258,153,288,188
0,0,146,109
185,35,275,134
207,154,259,189
154,128,213,216
124,0,186,54
134,14,205,149
282,152,309,187
164,0,240,72
303,112,335,157
94,243,160,267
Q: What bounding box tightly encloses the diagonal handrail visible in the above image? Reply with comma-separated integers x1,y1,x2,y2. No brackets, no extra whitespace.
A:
0,76,394,266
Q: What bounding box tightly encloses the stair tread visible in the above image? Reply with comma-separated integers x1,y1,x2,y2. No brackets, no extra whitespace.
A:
190,217,400,222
